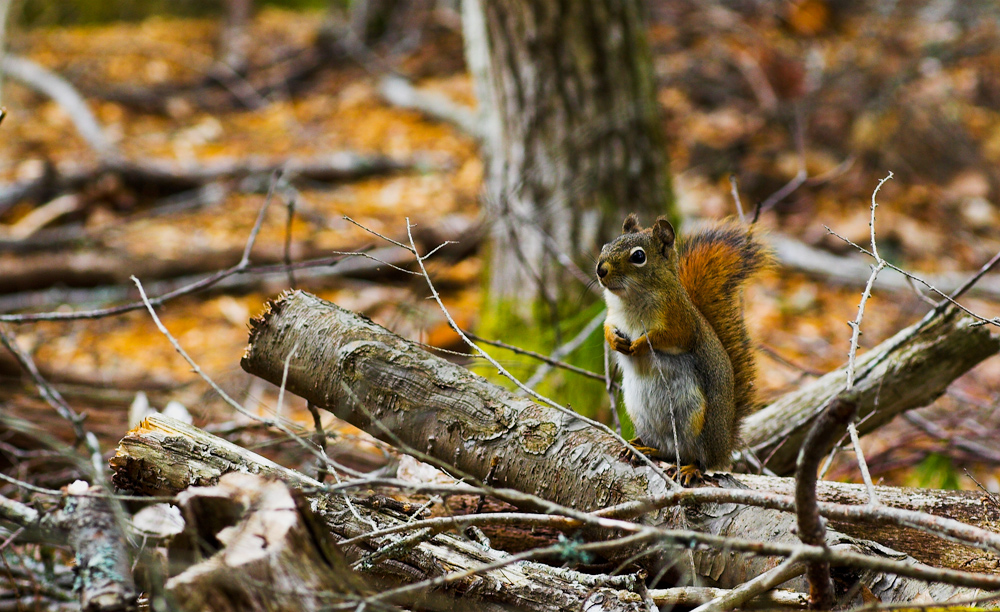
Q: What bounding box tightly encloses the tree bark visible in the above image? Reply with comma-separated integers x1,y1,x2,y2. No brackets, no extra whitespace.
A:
111,414,651,612
165,472,373,612
464,0,674,312
239,290,997,603
737,474,1000,574
742,305,1000,476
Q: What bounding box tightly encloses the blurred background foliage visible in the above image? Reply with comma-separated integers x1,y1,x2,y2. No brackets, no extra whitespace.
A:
13,0,332,26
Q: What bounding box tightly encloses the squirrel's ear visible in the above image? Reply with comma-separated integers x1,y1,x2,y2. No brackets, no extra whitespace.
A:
622,213,640,234
653,217,675,250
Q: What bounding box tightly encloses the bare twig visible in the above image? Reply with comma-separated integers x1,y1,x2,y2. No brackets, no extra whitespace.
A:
467,332,611,385
759,104,808,213
757,343,825,377
649,586,806,609
130,275,361,480
843,172,893,506
905,412,1000,465
824,228,1000,328
521,308,606,391
605,341,622,434
595,485,1000,556
0,180,276,323
771,233,1000,303
946,248,1000,303
283,186,298,290
0,324,103,480
363,532,657,606
306,402,330,483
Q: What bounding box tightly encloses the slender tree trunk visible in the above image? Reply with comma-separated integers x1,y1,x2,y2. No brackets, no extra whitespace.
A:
220,0,252,71
464,0,674,314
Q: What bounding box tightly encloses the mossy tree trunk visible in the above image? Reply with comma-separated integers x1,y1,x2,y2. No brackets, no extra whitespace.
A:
464,0,675,322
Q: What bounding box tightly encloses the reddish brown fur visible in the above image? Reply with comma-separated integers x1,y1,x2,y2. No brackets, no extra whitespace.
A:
677,221,770,430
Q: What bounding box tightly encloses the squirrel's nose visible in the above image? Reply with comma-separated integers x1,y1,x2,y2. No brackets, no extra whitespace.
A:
596,263,608,279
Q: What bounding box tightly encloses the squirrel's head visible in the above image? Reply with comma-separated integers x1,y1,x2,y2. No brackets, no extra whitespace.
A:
596,214,678,296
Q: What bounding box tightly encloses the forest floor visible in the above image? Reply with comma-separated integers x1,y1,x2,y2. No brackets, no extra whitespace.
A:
2,1,999,493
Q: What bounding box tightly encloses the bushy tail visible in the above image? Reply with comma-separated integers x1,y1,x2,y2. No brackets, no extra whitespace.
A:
678,221,771,426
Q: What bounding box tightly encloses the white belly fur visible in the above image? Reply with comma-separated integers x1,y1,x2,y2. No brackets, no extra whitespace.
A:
605,289,707,465
615,350,706,465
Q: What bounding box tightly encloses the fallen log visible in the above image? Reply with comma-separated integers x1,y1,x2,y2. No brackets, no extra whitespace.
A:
239,290,997,604
0,151,425,216
0,214,477,304
772,234,1000,302
743,305,1000,475
111,414,653,612
0,55,118,159
736,474,1000,574
0,246,411,309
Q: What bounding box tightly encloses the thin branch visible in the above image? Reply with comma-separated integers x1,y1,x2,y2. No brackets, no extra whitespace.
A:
343,214,413,251
605,340,622,435
307,402,330,483
329,250,420,275
594,485,1000,556
905,412,1000,465
362,532,657,606
843,171,893,506
282,185,298,290
759,104,808,213
467,332,611,385
130,275,362,480
947,248,1000,303
824,228,999,328
0,324,103,480
0,179,277,323
649,586,806,609
521,308,606,391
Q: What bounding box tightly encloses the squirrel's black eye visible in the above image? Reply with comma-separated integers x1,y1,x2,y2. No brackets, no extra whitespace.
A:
629,247,646,266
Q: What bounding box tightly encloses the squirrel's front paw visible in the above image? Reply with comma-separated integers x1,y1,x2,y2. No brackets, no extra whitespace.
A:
628,335,651,355
610,330,633,355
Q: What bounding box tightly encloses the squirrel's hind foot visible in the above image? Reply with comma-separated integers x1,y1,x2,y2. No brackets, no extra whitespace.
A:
619,441,705,486
620,438,662,465
666,464,704,487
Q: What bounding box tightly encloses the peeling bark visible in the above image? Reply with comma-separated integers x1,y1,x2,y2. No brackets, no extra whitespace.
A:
63,483,138,612
242,291,669,516
737,474,1000,574
165,473,372,612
